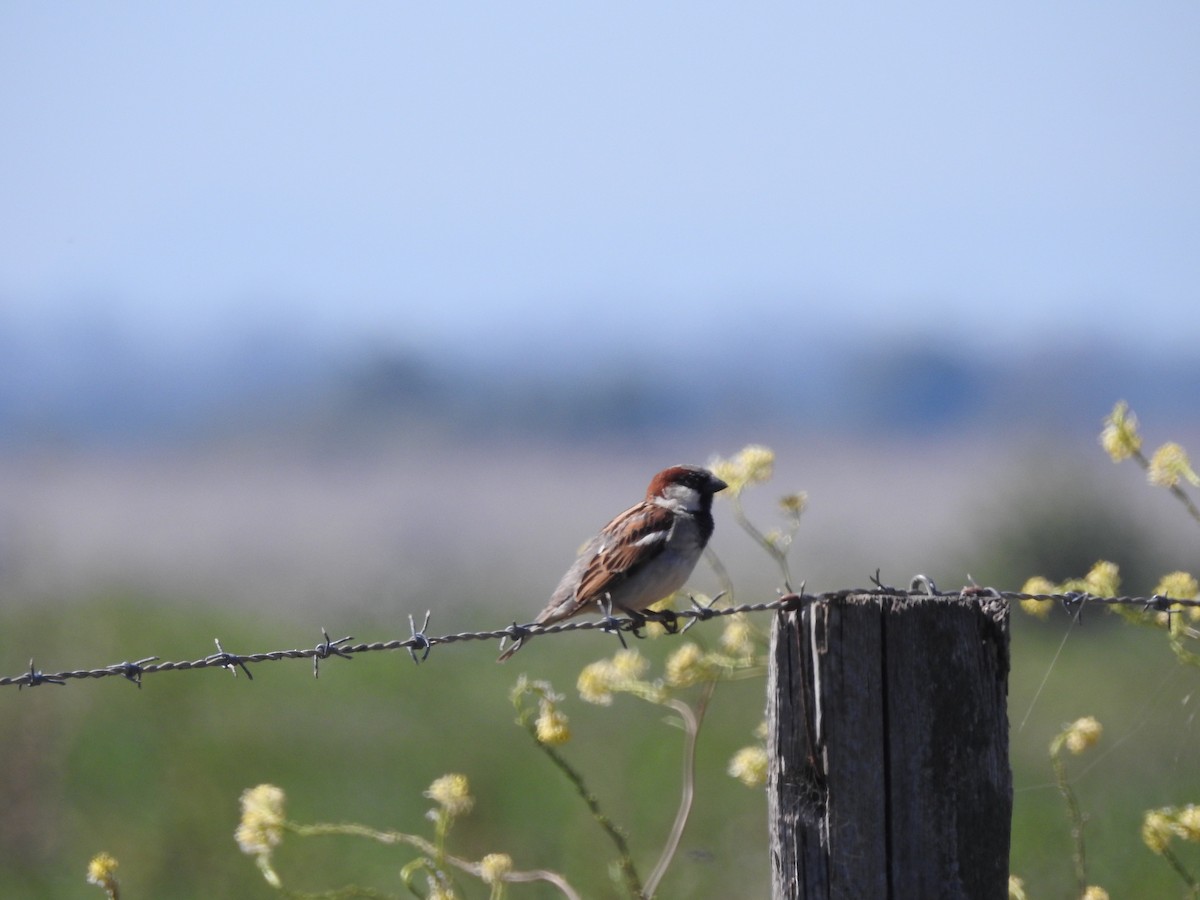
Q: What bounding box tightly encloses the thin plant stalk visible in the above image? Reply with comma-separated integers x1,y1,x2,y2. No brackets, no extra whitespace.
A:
521,723,644,899
1158,844,1200,899
729,495,795,591
1050,747,1088,895
1131,447,1200,527
644,681,716,897
287,822,581,900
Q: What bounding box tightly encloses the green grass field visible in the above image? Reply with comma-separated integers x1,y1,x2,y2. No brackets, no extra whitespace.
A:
3,590,1200,898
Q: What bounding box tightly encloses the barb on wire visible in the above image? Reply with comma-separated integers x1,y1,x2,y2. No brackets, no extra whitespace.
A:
407,611,433,664
208,638,254,680
18,659,66,690
313,628,353,678
598,597,632,650
1144,595,1175,616
680,591,726,635
109,656,159,688
4,587,1200,690
869,569,887,591
910,574,938,595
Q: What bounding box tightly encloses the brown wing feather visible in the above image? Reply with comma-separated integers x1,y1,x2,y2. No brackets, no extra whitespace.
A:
574,503,675,606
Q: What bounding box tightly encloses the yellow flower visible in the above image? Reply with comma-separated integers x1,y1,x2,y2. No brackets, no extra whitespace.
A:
1149,442,1200,488
1156,571,1199,601
610,648,649,680
479,853,513,885
578,649,660,704
1143,809,1174,854
1019,576,1056,619
1081,887,1109,900
1100,401,1141,462
426,774,474,818
535,699,571,745
86,853,119,893
739,445,775,483
1084,561,1120,598
710,445,776,497
1007,875,1027,900
720,615,756,658
665,642,710,687
1062,716,1103,755
728,746,769,788
1175,805,1200,842
235,784,286,856
577,659,617,705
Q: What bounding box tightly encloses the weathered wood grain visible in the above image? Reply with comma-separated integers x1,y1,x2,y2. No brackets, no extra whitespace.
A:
769,593,1011,900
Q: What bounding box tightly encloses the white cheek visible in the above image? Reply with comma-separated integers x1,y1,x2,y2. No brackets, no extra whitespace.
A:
659,484,702,511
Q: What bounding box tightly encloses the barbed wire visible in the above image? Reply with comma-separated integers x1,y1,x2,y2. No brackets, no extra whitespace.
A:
4,583,1199,690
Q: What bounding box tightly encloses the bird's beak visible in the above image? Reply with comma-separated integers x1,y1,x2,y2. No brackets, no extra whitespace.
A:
710,475,728,493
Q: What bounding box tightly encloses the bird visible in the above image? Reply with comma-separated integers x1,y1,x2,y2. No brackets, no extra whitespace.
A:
497,465,727,661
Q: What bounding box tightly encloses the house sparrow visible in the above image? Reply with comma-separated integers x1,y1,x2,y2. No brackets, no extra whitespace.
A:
498,465,727,661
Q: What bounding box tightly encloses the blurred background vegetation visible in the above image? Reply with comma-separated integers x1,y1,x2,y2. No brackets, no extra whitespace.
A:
2,396,1200,897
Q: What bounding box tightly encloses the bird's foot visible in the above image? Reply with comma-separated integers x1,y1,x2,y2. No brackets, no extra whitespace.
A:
641,607,680,634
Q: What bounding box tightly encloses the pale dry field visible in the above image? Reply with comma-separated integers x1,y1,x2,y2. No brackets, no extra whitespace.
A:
0,430,1188,619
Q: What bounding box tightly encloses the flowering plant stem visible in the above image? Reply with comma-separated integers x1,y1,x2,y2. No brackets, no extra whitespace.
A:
729,495,794,591
1160,845,1200,898
521,721,645,899
643,682,715,897
285,822,580,900
1129,446,1200,527
1050,743,1088,895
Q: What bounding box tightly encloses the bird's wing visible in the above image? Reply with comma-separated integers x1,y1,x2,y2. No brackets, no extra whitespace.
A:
574,501,675,606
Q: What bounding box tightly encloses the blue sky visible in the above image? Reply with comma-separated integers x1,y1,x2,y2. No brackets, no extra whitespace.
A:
2,2,1198,358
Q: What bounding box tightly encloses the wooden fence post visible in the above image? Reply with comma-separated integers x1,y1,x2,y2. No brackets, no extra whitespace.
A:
768,591,1011,899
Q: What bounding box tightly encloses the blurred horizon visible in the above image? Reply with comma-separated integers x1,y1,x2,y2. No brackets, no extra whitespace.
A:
2,308,1198,451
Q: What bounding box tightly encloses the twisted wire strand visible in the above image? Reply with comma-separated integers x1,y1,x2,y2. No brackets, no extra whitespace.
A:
3,588,1197,688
